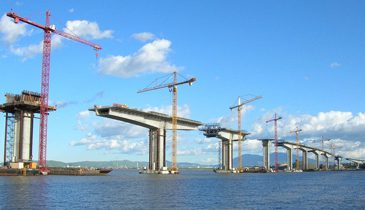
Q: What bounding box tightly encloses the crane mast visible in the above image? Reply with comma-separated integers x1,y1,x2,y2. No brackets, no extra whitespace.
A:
229,95,262,172
290,127,302,171
7,11,101,173
138,72,196,173
266,113,282,172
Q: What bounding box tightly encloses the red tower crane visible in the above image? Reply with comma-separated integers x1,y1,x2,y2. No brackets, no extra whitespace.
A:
7,11,101,173
266,113,282,172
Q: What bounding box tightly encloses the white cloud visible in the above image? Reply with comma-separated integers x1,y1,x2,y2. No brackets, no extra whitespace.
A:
243,139,263,153
177,148,203,156
211,105,255,128
98,39,178,77
3,16,111,59
70,133,147,154
330,62,341,69
64,20,113,39
251,111,365,140
69,8,75,13
78,110,90,119
0,14,27,44
93,119,147,138
132,32,156,42
249,110,365,159
9,35,63,60
143,104,191,118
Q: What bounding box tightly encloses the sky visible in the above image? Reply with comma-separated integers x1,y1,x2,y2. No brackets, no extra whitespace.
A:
0,1,364,165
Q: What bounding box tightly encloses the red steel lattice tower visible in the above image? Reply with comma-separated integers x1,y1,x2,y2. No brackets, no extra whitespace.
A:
7,11,101,173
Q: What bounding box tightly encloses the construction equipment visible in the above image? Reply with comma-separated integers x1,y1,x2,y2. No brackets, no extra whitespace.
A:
229,96,262,172
7,11,101,173
266,113,282,172
290,127,302,170
138,72,196,173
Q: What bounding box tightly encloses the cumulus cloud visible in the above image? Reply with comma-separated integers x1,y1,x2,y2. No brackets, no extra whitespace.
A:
9,33,63,60
211,105,255,128
330,62,341,69
70,133,146,154
143,104,191,118
243,139,263,153
98,39,178,77
0,14,27,44
251,111,365,140
132,32,156,42
78,110,90,119
249,110,365,159
64,20,113,39
94,119,147,138
2,15,111,59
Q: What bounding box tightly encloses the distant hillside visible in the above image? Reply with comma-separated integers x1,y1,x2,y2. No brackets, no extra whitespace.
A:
232,153,317,167
1,153,319,169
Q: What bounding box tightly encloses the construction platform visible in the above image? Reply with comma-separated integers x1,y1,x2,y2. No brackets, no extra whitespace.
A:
139,166,179,175
48,167,112,176
214,167,267,174
0,166,112,176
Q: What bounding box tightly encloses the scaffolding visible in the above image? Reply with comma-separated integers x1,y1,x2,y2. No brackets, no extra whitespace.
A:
4,113,15,165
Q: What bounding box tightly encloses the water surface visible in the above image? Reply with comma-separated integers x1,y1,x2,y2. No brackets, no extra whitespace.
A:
0,169,364,209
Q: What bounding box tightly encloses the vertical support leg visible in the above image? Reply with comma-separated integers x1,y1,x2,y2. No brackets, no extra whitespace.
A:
286,148,292,171
302,150,308,171
148,129,154,170
157,129,165,170
228,139,233,171
18,111,24,161
221,140,226,170
315,153,319,170
262,140,270,171
148,128,166,172
336,157,341,170
30,113,34,160
3,113,8,166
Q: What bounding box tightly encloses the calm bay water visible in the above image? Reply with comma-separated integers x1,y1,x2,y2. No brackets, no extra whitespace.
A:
0,169,364,209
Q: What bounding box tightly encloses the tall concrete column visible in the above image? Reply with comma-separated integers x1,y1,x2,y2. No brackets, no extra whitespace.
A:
286,147,292,171
322,154,329,170
228,139,233,170
222,140,227,170
311,151,320,170
301,149,308,171
221,139,233,171
149,128,166,172
335,156,342,170
262,140,270,170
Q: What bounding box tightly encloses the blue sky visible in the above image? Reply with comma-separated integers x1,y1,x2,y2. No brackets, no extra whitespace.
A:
1,1,365,165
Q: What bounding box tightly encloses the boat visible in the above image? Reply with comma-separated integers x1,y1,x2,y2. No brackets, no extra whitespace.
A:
98,168,113,174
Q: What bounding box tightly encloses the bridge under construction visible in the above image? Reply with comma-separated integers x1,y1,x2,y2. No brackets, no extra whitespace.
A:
90,104,202,174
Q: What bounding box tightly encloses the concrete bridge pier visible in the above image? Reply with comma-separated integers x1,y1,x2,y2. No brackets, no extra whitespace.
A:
221,139,233,171
262,139,271,171
335,156,342,170
322,153,330,170
280,145,292,171
299,148,308,171
309,150,320,170
148,128,166,172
